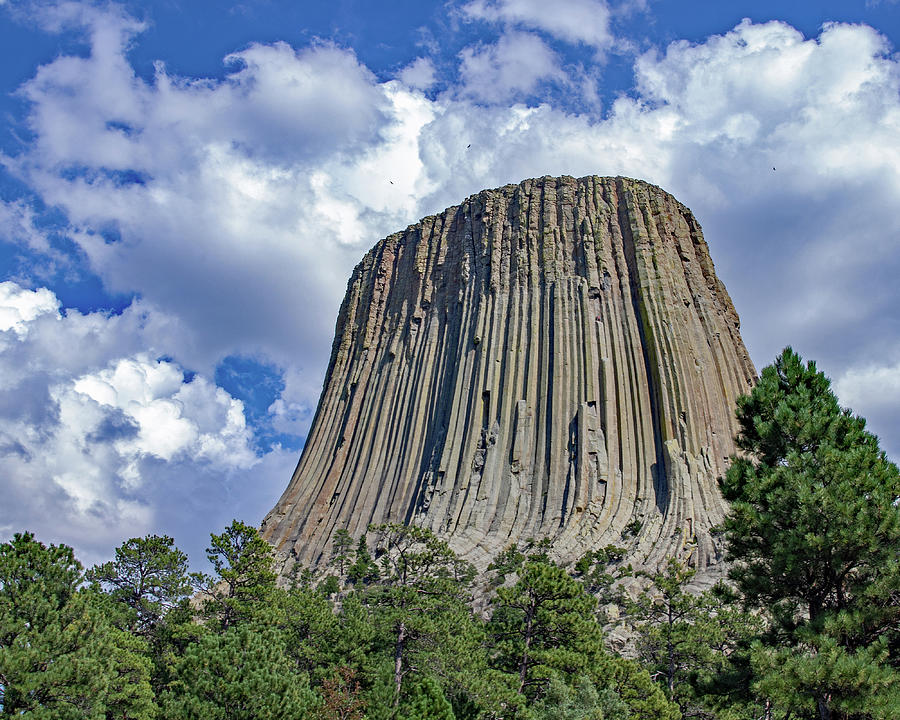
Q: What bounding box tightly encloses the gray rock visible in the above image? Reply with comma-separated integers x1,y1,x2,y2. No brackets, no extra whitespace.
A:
261,175,756,577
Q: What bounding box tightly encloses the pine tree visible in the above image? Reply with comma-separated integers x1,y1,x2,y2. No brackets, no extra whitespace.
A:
721,347,900,719
319,666,366,720
90,606,157,720
607,657,681,720
330,529,355,579
628,559,763,718
0,532,155,719
487,558,605,699
87,534,191,635
486,549,678,719
346,535,379,586
358,524,482,711
573,544,629,601
630,559,705,707
271,582,347,683
162,623,318,720
197,519,278,628
532,674,629,720
400,676,456,720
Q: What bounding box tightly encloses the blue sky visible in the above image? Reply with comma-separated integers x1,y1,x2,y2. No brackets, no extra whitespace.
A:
1,0,899,568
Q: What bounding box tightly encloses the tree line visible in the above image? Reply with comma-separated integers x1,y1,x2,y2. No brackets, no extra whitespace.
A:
2,348,898,719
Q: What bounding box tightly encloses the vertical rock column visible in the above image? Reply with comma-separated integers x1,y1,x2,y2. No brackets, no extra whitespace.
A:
262,175,756,574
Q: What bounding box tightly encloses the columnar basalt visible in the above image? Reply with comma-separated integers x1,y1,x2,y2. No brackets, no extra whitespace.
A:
262,175,756,575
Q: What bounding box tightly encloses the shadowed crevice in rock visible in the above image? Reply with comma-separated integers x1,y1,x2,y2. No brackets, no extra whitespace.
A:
616,179,670,517
262,175,757,575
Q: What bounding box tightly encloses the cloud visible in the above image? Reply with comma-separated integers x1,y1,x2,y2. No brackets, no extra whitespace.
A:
0,282,59,335
6,13,430,380
836,362,900,410
461,0,614,49
399,57,437,90
71,355,254,468
0,200,52,255
834,362,900,459
0,282,274,566
624,20,900,364
458,31,564,103
412,21,900,380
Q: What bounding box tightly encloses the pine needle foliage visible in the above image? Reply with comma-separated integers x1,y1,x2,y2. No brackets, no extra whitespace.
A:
721,347,900,719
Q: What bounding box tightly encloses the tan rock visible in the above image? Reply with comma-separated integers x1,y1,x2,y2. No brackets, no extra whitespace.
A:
261,175,756,576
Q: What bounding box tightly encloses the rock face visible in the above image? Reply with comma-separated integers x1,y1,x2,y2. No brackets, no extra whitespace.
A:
262,175,756,574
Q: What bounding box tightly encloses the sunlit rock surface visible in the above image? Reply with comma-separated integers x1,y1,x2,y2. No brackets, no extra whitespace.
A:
262,175,756,575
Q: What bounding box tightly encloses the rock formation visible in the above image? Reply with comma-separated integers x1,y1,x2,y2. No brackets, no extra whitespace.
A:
262,175,756,575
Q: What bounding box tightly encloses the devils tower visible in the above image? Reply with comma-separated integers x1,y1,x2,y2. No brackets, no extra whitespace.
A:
262,175,756,575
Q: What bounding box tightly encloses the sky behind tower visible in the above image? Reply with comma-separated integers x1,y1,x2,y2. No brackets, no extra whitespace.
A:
1,0,899,567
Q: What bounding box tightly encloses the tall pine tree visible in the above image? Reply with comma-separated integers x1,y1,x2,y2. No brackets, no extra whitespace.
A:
196,520,278,629
358,524,481,713
721,347,900,719
487,557,606,700
87,534,191,635
0,533,155,719
162,623,318,720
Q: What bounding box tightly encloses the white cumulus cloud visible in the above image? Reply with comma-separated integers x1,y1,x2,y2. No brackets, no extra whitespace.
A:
6,12,437,382
834,362,900,459
0,282,59,336
461,0,614,49
458,31,564,102
0,282,275,565
399,57,438,90
72,355,254,467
